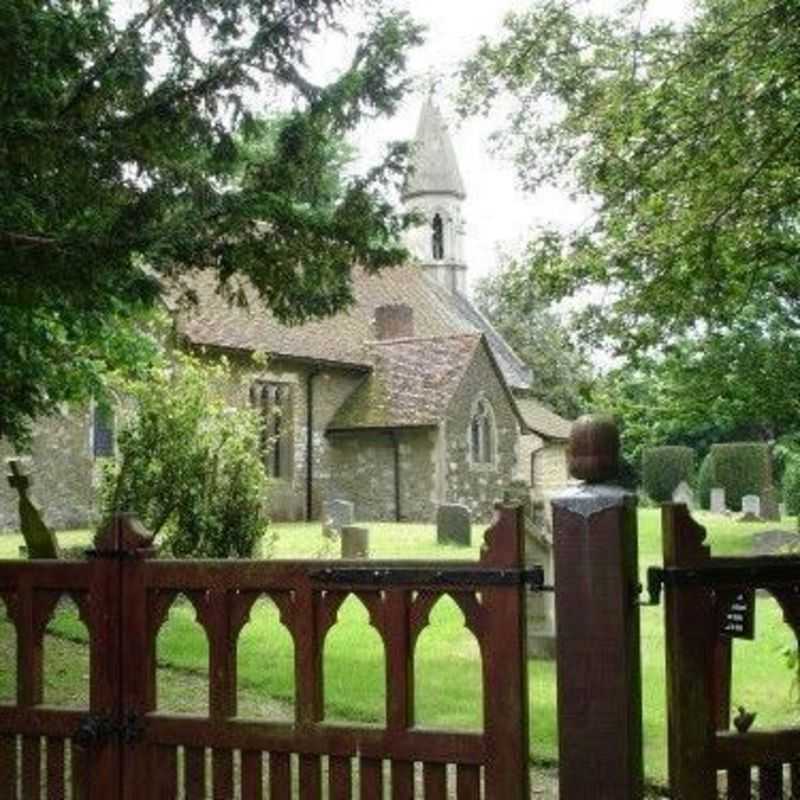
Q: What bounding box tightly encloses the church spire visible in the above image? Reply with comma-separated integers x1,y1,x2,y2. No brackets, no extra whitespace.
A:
402,98,467,201
402,99,468,294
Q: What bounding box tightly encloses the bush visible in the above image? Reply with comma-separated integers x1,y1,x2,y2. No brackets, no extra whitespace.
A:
709,442,772,512
784,457,800,516
99,353,268,558
641,446,695,503
696,453,712,510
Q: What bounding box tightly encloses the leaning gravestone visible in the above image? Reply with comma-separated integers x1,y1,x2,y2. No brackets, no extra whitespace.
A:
710,488,727,515
740,494,761,522
672,481,694,509
6,458,59,559
341,526,369,559
760,486,780,522
436,504,471,547
323,499,354,533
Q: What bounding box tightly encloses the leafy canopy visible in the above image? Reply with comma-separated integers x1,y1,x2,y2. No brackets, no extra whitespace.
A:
460,0,800,353
1,0,424,443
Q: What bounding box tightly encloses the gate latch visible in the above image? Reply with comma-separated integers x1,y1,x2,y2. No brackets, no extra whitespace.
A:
74,712,143,747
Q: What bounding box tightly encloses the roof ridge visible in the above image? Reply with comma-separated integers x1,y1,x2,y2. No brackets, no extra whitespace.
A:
367,332,481,346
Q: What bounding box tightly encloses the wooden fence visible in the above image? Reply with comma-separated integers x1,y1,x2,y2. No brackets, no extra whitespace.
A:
0,507,532,799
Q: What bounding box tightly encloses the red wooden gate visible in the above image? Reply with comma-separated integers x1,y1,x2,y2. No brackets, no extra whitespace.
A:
653,503,800,800
0,507,532,799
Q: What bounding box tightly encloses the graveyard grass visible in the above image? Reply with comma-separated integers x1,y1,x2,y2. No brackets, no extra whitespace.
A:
1,510,798,784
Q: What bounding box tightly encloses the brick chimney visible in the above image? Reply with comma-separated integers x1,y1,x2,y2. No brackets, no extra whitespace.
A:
373,304,415,340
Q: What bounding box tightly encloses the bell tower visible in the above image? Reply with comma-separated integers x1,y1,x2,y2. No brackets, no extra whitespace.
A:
402,98,468,294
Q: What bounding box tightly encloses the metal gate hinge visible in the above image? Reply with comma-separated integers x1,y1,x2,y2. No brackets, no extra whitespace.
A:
74,712,143,747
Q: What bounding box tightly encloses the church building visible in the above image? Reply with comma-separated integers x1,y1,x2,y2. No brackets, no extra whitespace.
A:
0,100,572,530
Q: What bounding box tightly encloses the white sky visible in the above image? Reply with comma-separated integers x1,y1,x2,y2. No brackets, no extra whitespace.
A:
305,0,691,292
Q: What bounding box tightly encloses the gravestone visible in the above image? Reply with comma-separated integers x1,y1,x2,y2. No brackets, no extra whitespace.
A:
341,526,369,559
710,488,727,515
323,499,354,533
436,504,471,547
760,486,780,522
6,458,59,559
672,481,694,509
740,494,761,521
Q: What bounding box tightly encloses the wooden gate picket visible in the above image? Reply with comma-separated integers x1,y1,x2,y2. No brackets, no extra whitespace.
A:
0,506,532,799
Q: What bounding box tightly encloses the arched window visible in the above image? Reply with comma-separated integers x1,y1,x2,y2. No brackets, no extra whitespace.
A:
470,398,495,465
431,213,445,260
251,382,294,479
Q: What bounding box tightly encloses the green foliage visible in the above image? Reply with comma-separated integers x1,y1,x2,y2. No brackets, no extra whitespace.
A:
99,353,268,558
1,0,424,443
641,446,695,503
697,454,712,511
474,264,592,419
783,458,800,516
459,0,800,355
710,443,772,513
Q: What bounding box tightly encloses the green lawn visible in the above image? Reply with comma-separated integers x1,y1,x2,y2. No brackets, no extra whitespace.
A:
0,510,798,783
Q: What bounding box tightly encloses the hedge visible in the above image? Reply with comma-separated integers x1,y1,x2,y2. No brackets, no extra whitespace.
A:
642,446,695,503
709,442,772,512
696,453,712,510
784,457,800,516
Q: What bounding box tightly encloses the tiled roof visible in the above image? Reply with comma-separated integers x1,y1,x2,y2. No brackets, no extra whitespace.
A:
175,265,532,390
516,397,573,441
327,335,482,430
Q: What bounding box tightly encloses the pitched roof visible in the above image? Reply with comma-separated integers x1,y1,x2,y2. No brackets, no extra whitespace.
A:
402,99,466,201
176,265,532,390
328,334,482,431
516,397,573,441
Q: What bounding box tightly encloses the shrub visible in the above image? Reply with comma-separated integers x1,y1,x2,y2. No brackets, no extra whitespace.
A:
641,446,695,503
99,353,268,558
709,442,772,512
696,453,712,510
784,457,800,516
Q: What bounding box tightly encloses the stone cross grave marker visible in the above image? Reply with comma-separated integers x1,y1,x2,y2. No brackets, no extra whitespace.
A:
6,458,60,559
710,488,727,515
323,499,355,534
760,486,780,522
436,504,471,547
672,481,694,509
741,494,761,519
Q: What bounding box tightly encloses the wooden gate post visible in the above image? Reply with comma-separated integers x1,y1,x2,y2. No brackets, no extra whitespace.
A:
551,415,643,800
661,503,717,800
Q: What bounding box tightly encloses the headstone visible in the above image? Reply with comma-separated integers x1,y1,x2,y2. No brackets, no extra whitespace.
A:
6,459,59,559
672,481,694,509
740,494,761,522
760,486,780,522
436,504,471,546
341,526,369,559
710,488,727,515
323,499,354,533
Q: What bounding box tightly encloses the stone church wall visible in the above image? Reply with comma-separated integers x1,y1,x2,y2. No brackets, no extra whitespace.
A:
0,406,98,532
326,427,438,522
442,346,519,524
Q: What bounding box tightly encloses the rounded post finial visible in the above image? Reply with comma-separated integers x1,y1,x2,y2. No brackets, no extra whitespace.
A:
567,414,621,483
